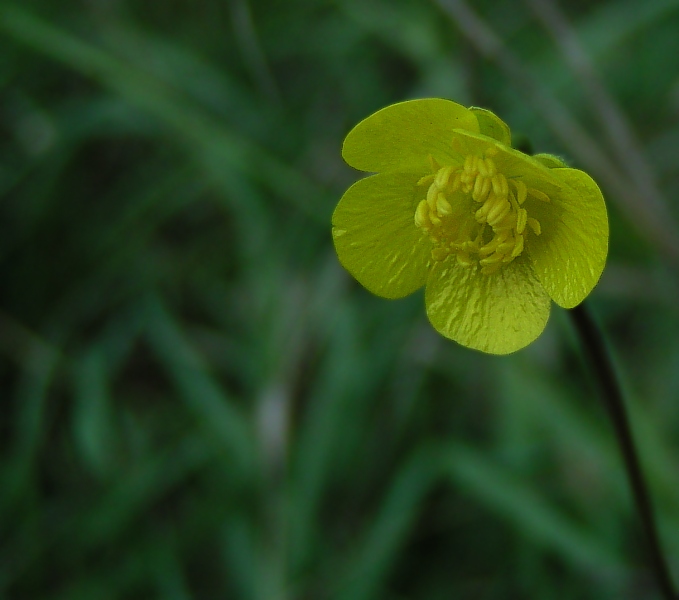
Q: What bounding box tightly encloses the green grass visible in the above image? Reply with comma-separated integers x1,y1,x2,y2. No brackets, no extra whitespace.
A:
1,0,679,598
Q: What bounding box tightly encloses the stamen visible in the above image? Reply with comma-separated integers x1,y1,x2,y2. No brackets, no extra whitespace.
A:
511,180,527,205
436,193,452,217
516,208,527,234
475,201,492,223
528,217,542,235
491,175,504,196
479,243,498,257
493,213,516,231
472,174,486,202
487,200,511,227
413,151,546,275
510,234,524,258
480,254,502,266
479,177,491,202
528,188,550,202
500,174,508,197
496,241,515,254
415,200,430,228
435,166,454,188
427,184,439,209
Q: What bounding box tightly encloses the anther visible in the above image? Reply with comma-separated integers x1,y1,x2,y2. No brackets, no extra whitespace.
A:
417,174,434,186
486,198,511,226
475,202,492,223
500,175,508,197
495,230,510,243
528,217,542,235
516,208,527,234
472,174,486,202
496,241,515,254
479,240,499,256
480,254,503,266
479,177,491,201
491,175,504,197
511,235,524,258
426,184,439,209
414,200,430,228
436,193,452,217
528,188,550,202
435,166,454,188
512,180,527,205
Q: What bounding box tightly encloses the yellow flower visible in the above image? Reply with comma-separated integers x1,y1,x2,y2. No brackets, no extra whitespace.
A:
332,99,608,354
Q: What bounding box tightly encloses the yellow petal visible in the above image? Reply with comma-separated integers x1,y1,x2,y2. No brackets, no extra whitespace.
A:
332,172,432,299
342,99,479,173
470,107,511,146
425,257,551,354
526,168,608,308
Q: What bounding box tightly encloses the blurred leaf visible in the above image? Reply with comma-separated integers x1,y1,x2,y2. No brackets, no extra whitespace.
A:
142,294,256,483
443,443,623,571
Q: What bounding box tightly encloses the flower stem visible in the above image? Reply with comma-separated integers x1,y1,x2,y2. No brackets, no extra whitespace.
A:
569,303,677,599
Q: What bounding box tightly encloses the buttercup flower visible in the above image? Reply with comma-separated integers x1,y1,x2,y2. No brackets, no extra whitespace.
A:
332,99,608,354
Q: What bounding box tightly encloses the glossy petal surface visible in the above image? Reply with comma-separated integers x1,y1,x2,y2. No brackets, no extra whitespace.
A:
425,257,551,354
332,172,431,298
342,99,479,173
527,168,608,308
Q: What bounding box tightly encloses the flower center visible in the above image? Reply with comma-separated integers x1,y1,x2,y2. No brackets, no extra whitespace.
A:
414,148,547,275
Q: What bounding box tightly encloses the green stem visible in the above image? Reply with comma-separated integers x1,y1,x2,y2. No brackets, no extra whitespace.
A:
569,303,677,599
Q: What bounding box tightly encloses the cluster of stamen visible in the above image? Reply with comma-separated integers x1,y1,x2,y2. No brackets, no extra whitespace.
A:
414,148,547,275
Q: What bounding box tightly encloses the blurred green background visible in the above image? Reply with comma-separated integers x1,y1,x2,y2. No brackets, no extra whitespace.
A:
1,0,679,598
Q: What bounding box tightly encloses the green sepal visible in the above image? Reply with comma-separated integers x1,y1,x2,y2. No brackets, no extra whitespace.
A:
470,107,511,147
533,153,569,168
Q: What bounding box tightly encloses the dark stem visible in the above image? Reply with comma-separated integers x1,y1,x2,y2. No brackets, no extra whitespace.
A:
569,303,677,599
